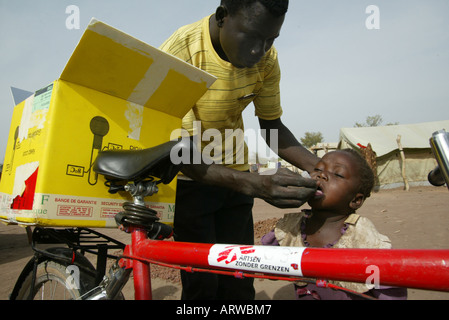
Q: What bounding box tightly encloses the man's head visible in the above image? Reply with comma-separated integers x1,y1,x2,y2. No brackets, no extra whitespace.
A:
220,0,289,17
212,0,289,68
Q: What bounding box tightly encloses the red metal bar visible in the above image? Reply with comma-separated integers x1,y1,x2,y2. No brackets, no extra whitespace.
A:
131,228,153,300
131,239,449,292
300,248,449,291
133,238,212,268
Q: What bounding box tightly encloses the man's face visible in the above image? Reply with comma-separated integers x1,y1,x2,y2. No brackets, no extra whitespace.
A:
219,2,285,68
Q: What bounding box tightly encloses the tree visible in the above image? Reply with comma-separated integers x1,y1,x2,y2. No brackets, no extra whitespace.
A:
354,114,399,127
354,114,383,127
301,132,323,149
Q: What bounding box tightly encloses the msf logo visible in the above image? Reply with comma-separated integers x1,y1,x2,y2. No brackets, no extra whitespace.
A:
216,246,256,264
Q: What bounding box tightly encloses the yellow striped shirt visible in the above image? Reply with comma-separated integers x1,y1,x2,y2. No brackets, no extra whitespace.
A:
160,15,283,171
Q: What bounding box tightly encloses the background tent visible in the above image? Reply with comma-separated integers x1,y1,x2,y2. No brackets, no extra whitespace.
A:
338,120,449,190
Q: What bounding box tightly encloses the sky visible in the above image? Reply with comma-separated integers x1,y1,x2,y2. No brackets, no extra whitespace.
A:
1,0,448,162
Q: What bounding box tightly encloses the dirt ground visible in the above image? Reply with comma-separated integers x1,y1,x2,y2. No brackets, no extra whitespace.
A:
1,186,449,300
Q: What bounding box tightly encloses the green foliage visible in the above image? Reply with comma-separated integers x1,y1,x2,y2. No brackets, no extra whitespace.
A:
300,131,323,148
355,114,399,127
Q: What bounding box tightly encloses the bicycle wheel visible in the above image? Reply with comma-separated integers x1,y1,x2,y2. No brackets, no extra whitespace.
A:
13,249,97,300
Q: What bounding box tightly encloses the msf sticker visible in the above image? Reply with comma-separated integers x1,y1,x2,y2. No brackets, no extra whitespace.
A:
208,244,306,277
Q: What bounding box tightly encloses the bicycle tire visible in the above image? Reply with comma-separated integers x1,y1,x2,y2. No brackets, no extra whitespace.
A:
13,249,97,300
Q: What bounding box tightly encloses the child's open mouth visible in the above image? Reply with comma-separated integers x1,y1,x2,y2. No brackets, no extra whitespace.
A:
314,189,324,198
314,184,324,198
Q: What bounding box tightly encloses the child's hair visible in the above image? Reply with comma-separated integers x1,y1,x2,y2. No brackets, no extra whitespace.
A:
220,0,289,17
340,149,375,199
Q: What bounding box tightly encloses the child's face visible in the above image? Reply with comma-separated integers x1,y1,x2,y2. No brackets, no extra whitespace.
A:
219,2,285,68
308,151,364,213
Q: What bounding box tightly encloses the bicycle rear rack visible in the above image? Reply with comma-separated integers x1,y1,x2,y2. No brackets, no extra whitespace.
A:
31,227,126,285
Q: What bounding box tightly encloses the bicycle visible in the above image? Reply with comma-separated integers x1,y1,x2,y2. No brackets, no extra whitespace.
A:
8,132,449,300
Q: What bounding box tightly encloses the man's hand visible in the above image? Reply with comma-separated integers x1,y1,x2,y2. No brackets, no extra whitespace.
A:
182,163,317,209
251,168,317,208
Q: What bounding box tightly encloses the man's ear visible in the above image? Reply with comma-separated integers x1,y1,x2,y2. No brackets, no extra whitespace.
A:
215,5,228,27
349,193,365,211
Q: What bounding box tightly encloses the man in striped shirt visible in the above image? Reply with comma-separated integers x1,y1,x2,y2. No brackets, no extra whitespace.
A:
160,0,319,300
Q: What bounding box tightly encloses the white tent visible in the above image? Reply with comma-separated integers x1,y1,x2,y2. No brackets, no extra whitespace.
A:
339,120,449,189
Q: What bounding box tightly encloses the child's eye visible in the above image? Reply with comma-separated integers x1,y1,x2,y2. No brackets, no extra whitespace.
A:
334,173,344,178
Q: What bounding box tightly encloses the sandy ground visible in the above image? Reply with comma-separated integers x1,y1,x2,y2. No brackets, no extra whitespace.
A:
1,186,449,300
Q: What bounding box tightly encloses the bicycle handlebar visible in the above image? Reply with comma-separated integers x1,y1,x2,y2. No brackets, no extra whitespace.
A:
430,129,449,189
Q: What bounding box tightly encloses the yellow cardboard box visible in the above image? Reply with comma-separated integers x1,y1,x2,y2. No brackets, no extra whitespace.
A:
0,19,215,228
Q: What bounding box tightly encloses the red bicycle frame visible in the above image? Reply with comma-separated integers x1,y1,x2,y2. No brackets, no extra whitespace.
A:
89,132,449,300
119,227,449,300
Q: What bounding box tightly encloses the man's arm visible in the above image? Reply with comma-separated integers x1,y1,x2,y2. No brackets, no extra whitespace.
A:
259,117,320,173
181,162,317,209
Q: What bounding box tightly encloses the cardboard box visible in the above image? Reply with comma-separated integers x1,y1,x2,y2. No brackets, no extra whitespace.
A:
0,19,215,228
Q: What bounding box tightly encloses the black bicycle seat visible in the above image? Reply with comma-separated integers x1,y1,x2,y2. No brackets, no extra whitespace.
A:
93,139,192,184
